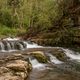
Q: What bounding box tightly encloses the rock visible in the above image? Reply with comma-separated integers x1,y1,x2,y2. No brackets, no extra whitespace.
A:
0,59,32,80
0,75,21,80
0,67,10,74
30,51,48,63
13,54,23,57
6,60,29,72
0,67,21,80
50,48,69,62
30,51,44,55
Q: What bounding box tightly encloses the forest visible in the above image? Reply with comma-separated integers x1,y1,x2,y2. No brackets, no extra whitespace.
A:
0,0,80,49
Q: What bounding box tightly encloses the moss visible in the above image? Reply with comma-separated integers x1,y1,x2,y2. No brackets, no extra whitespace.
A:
51,49,68,61
55,52,67,61
30,51,48,63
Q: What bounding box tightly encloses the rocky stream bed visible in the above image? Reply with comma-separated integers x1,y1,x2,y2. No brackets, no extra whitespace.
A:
0,38,80,80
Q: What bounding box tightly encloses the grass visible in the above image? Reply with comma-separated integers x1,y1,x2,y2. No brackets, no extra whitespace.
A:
0,24,26,38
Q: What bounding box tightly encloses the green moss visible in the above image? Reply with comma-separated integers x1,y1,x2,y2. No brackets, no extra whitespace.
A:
51,49,68,61
31,51,48,63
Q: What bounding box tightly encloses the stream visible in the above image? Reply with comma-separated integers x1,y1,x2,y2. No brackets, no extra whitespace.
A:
0,37,80,80
27,49,80,80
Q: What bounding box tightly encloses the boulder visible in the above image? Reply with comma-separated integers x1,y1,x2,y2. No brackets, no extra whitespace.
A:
30,51,48,63
0,59,32,80
50,48,69,62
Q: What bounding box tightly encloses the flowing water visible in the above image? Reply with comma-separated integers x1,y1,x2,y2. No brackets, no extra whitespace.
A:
0,37,80,80
0,37,42,52
27,51,80,80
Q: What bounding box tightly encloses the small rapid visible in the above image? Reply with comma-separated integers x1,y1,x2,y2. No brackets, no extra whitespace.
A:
0,37,42,52
0,37,80,80
24,41,42,48
62,48,80,62
48,53,63,64
29,58,46,70
0,37,80,63
27,48,80,80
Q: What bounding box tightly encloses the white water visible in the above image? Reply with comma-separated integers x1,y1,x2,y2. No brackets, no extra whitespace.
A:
0,37,43,52
16,42,24,50
26,42,43,48
0,42,5,52
0,42,5,50
1,37,80,63
62,48,80,61
10,42,15,50
3,37,20,41
3,37,43,48
6,42,12,50
48,54,63,64
29,58,46,70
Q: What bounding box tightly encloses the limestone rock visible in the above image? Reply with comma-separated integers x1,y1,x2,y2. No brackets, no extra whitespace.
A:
6,60,29,72
0,59,32,80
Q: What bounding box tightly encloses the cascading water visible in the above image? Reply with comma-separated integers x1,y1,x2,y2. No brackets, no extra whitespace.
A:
48,53,63,64
6,42,12,50
25,41,42,48
0,37,80,80
0,37,43,52
62,48,80,62
10,42,15,50
15,42,24,50
0,42,5,51
29,57,46,70
27,48,80,80
0,41,26,52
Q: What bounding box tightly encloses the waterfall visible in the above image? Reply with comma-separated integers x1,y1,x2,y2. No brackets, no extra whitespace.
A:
10,42,15,50
1,37,80,64
15,42,24,50
0,42,5,51
29,57,46,70
26,42,42,48
0,37,43,52
62,48,80,62
22,41,27,49
47,53,63,64
0,38,27,52
6,42,11,50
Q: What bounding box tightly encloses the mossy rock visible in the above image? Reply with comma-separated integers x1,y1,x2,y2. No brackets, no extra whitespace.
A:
30,51,48,63
51,48,69,61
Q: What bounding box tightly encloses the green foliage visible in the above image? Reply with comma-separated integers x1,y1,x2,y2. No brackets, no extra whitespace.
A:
0,24,26,37
8,0,21,7
0,0,63,35
0,0,78,37
0,0,63,28
0,10,12,27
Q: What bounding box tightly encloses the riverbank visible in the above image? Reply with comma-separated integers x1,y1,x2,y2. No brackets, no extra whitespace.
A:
22,27,80,52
